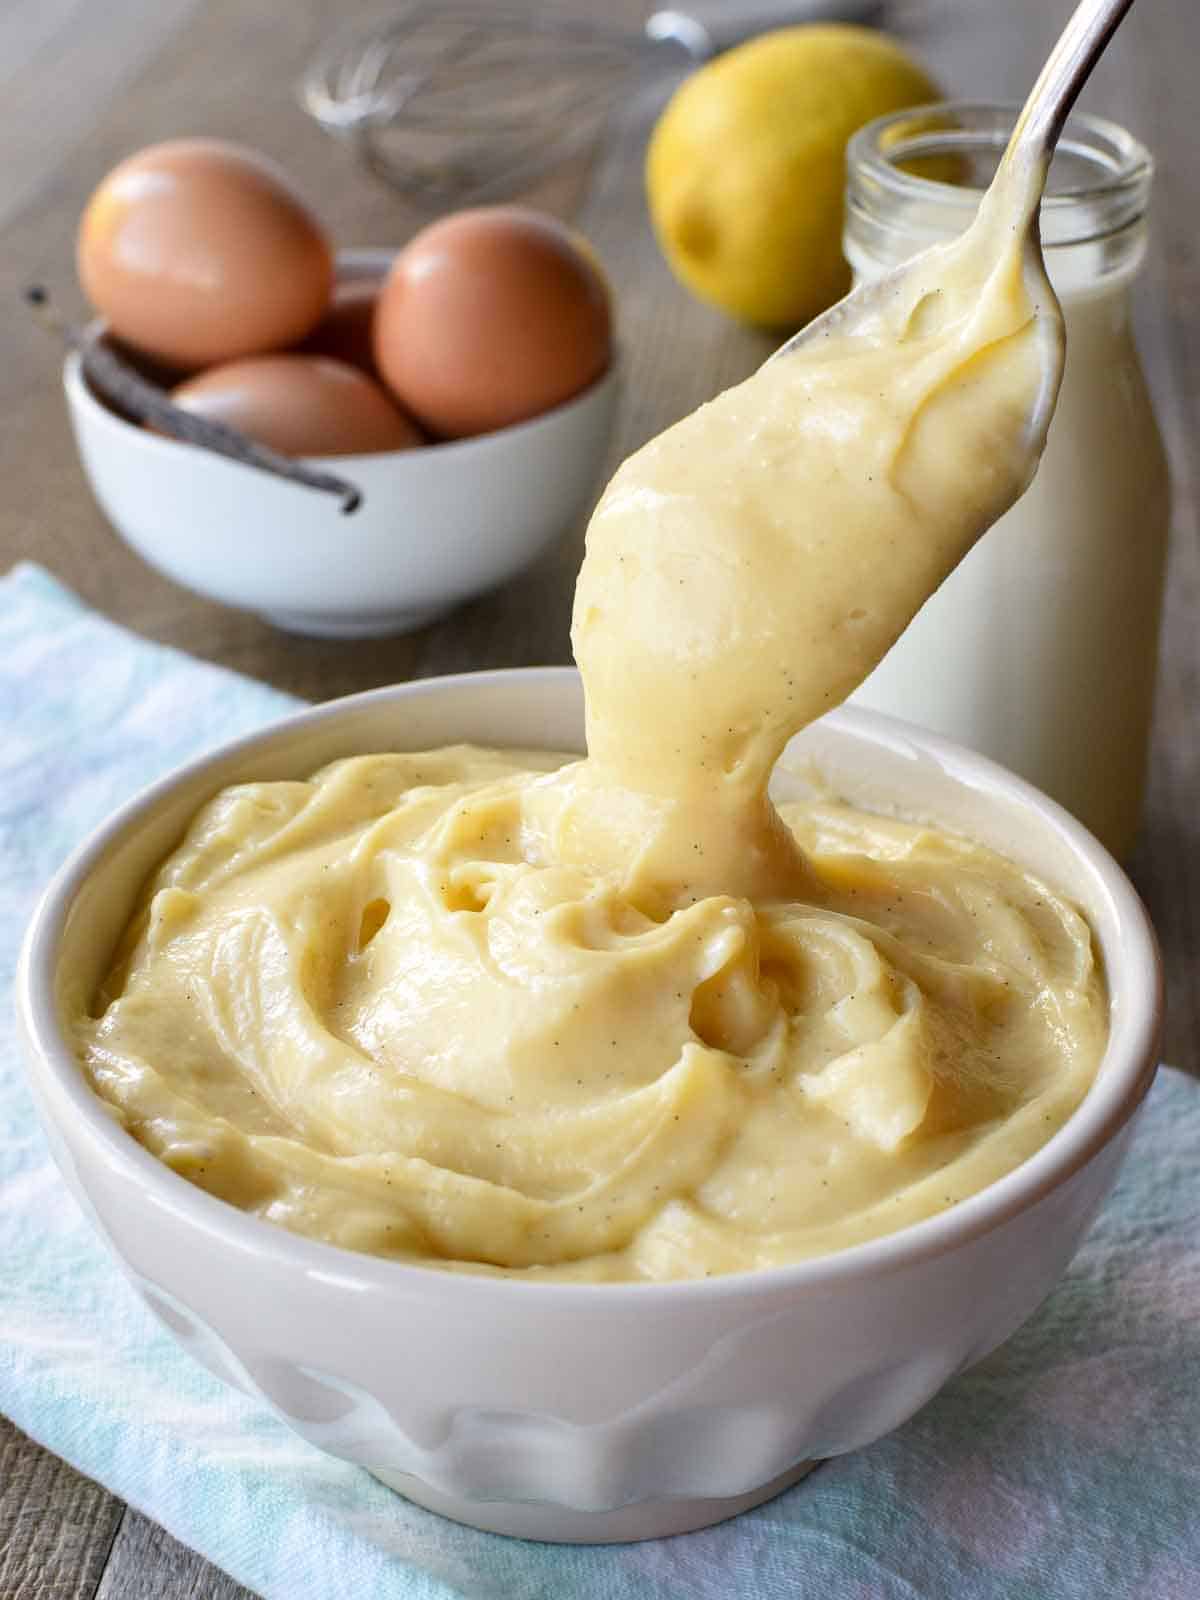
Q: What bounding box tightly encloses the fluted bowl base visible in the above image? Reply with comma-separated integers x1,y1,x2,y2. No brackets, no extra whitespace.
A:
370,1459,820,1543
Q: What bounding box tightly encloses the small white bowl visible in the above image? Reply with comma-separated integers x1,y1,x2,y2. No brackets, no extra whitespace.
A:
63,250,620,638
16,673,1161,1542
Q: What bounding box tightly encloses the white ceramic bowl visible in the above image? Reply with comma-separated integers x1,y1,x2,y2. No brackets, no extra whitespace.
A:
16,672,1161,1543
63,251,620,638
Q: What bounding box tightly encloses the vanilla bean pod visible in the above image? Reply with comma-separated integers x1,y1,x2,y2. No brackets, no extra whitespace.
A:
25,287,363,514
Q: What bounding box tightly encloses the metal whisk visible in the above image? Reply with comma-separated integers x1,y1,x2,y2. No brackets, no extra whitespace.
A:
300,1,882,208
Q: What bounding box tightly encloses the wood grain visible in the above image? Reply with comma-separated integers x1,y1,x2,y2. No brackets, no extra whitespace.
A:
2,0,1197,1594
0,1415,122,1600
93,1513,255,1600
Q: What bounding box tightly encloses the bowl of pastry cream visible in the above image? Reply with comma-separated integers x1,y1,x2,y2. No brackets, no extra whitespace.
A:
17,163,1162,1539
16,670,1160,1542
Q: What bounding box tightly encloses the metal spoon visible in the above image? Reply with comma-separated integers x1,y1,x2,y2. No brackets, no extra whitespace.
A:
775,0,1136,454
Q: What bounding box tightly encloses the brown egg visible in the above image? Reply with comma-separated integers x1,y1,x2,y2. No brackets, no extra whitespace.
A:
374,207,612,439
297,279,380,376
78,139,333,368
169,355,424,457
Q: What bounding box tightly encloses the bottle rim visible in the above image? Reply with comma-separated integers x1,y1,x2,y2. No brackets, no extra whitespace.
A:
846,101,1153,249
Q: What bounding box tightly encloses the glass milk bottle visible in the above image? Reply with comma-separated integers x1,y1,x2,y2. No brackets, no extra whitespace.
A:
843,104,1169,859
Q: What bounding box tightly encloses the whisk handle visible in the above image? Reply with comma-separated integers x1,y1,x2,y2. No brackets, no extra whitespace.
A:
645,0,885,62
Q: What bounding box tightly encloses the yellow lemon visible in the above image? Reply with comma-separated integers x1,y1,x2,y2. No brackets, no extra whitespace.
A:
646,26,939,330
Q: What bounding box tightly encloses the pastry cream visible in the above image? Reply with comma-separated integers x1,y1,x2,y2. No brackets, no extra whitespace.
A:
75,175,1106,1281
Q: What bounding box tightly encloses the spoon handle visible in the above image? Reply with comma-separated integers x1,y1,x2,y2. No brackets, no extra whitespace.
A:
1004,0,1136,189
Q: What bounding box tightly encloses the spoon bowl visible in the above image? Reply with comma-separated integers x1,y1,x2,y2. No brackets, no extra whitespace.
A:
774,0,1135,460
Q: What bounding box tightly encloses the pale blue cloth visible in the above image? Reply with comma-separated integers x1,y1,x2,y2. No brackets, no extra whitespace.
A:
2,561,1198,1599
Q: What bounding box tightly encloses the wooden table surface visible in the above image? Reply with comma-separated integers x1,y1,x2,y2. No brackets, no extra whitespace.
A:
2,0,1196,1594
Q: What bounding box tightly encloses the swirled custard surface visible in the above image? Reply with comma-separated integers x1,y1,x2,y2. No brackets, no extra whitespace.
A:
78,749,1102,1279
75,177,1106,1280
